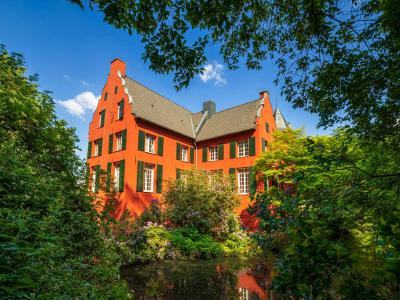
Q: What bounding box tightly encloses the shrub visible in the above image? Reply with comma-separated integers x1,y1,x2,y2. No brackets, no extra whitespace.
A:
163,169,240,240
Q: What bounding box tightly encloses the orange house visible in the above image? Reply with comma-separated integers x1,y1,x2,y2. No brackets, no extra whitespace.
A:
87,59,290,219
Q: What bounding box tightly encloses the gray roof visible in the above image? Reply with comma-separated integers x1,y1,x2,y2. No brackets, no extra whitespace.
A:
125,77,195,138
274,108,291,131
125,76,261,141
196,100,260,141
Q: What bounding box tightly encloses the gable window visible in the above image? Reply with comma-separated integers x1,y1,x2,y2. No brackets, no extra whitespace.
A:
116,132,123,151
114,163,120,190
238,168,249,195
181,146,188,162
104,92,108,101
145,134,155,154
91,168,96,192
238,140,249,157
209,146,218,161
99,110,105,127
265,122,269,133
114,86,118,94
144,164,154,192
117,100,124,120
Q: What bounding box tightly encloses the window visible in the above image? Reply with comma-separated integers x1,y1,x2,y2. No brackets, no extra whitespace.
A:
99,110,105,127
238,168,249,195
94,140,100,156
145,134,155,153
116,133,123,151
104,92,108,101
265,122,269,133
114,86,118,94
209,146,218,161
114,163,120,190
144,164,154,192
181,146,188,162
238,140,249,157
117,100,124,120
91,168,96,192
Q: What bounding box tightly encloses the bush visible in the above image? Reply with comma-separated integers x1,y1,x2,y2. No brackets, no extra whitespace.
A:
0,46,129,299
170,227,223,258
163,169,240,240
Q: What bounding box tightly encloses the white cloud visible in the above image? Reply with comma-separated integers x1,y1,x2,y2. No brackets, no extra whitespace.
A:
57,91,99,119
199,61,227,86
63,74,71,81
81,80,90,87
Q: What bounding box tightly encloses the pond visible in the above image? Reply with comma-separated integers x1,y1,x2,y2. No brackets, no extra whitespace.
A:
121,257,274,300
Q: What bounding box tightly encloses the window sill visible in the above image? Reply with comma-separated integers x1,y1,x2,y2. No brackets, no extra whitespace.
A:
145,150,156,155
143,190,154,193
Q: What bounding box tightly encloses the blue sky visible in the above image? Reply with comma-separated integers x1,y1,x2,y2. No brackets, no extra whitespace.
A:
1,0,329,158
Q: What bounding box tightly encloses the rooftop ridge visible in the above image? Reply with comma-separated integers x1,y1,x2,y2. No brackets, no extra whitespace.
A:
125,76,194,114
211,99,259,115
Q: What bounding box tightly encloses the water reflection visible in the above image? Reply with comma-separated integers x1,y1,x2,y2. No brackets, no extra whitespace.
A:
121,257,272,300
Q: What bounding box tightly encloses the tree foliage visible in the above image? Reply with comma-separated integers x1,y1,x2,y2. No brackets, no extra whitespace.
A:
253,128,400,298
0,45,129,299
70,0,399,144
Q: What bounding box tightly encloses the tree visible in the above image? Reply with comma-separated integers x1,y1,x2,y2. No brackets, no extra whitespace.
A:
0,45,129,298
70,0,399,144
253,128,400,298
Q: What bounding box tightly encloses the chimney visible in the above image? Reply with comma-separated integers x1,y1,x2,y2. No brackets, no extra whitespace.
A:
110,58,126,77
202,100,216,119
259,90,268,99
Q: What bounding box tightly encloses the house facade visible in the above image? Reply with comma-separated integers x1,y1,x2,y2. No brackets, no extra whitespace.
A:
87,58,288,218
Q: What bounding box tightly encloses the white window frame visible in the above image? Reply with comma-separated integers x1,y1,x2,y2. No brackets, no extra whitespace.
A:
114,163,120,190
117,101,123,119
238,168,249,195
143,164,154,192
91,169,96,192
181,146,188,162
238,140,249,157
209,146,218,161
116,133,123,151
145,134,155,154
94,140,100,156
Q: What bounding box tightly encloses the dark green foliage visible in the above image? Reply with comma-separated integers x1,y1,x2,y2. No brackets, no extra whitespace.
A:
254,128,400,299
0,45,129,299
71,0,400,147
170,227,223,258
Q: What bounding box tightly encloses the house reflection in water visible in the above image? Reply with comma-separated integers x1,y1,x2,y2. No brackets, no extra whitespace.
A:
237,270,267,300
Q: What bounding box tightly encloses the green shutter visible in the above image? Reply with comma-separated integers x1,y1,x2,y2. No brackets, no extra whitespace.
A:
157,136,164,156
108,134,113,153
122,129,127,150
176,143,181,160
86,165,90,187
98,138,103,156
218,144,224,160
249,167,257,196
156,164,163,193
136,161,144,192
138,130,145,151
190,147,194,163
202,147,208,162
119,160,125,192
95,165,100,192
100,110,105,127
229,168,236,176
230,141,236,158
249,137,255,156
87,141,92,159
106,162,112,191
176,168,181,180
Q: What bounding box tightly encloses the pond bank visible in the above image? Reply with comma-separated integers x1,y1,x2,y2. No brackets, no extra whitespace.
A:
121,257,274,299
